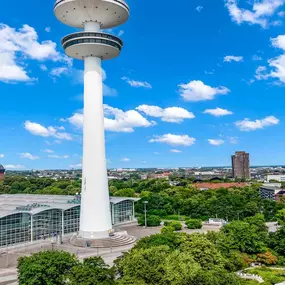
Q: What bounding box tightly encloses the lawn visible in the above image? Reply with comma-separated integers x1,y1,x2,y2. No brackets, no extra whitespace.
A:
246,267,285,284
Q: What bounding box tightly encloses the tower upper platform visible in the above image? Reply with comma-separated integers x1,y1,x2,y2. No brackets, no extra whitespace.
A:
54,0,129,29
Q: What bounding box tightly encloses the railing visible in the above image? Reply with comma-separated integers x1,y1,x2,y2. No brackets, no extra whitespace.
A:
54,0,129,12
63,37,122,51
62,32,123,46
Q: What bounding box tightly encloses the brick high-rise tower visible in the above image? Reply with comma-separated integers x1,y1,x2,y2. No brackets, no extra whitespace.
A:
231,151,250,179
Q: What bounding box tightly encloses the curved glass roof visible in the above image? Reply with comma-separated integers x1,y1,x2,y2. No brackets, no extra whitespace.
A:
0,194,139,218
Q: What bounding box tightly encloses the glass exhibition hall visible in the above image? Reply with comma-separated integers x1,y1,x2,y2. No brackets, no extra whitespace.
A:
0,194,139,248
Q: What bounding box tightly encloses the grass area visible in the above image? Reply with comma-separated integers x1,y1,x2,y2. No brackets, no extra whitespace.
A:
246,267,285,284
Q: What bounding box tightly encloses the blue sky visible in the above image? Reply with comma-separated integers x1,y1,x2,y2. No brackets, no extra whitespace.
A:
1,0,285,170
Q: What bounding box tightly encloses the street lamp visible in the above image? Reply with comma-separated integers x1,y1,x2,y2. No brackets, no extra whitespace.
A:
143,201,148,228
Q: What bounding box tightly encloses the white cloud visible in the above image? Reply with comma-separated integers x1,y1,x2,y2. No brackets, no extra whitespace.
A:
121,158,130,162
0,154,4,158
50,67,69,78
203,107,233,117
4,164,25,169
40,64,48,71
228,136,239,144
170,149,182,153
136,105,195,123
69,164,82,169
104,105,155,132
225,0,285,28
19,152,40,160
43,149,54,153
235,116,279,131
0,24,70,83
24,121,72,140
196,6,203,12
208,139,225,146
48,155,69,159
68,105,155,133
272,34,285,50
149,134,196,146
118,30,124,37
45,27,51,33
278,11,285,16
224,55,243,62
178,80,230,102
122,76,152,89
255,35,285,83
252,55,263,61
153,152,160,155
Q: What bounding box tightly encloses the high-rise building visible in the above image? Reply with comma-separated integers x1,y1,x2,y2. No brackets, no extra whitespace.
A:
0,165,5,180
231,151,250,179
54,0,129,239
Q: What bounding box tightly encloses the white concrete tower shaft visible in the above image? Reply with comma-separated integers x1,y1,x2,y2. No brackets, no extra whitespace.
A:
79,22,112,239
54,0,129,240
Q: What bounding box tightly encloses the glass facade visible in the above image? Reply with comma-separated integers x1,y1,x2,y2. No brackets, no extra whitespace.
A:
0,213,31,247
112,200,134,225
32,209,62,241
0,199,136,248
64,206,80,234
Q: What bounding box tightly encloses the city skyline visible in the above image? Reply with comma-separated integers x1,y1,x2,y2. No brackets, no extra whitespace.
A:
1,0,285,169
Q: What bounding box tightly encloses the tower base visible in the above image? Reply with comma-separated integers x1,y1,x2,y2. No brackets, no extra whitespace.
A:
70,232,136,248
79,230,110,240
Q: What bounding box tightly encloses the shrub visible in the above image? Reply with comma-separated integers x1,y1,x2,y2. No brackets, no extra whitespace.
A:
161,226,175,234
163,215,187,221
164,221,182,231
138,215,161,227
186,219,202,229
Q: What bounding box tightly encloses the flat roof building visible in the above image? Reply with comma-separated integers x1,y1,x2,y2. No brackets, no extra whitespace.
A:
0,194,139,248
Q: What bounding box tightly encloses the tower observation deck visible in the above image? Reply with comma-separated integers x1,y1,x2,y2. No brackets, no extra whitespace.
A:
54,0,129,239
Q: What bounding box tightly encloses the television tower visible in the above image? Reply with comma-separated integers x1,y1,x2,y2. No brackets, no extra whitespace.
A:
54,0,129,239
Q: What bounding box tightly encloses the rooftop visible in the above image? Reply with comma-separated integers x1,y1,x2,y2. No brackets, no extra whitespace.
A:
0,194,139,218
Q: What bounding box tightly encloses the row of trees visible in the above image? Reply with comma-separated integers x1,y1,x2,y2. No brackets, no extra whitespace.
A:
2,176,285,222
18,213,285,285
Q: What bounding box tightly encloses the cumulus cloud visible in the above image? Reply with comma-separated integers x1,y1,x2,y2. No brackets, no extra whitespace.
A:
121,158,130,162
24,121,72,141
170,149,182,153
178,80,230,102
43,149,54,153
252,55,263,61
45,27,51,33
121,76,152,89
0,154,4,158
4,165,25,169
69,164,82,169
19,152,39,160
235,116,279,131
68,105,155,133
149,134,196,146
203,107,233,117
208,139,225,146
0,24,70,83
48,155,69,159
225,0,285,28
224,55,243,62
255,35,285,83
196,6,203,12
136,105,195,123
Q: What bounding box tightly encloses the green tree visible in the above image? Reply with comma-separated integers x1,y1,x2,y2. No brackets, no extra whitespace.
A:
276,208,285,226
185,219,202,229
18,251,78,285
114,188,135,197
67,257,115,285
138,215,161,227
